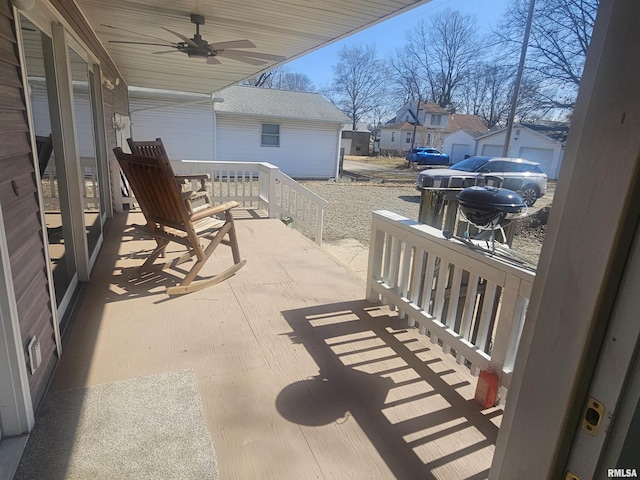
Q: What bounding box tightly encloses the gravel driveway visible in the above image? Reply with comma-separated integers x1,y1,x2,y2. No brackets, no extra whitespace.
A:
300,179,554,266
300,181,420,245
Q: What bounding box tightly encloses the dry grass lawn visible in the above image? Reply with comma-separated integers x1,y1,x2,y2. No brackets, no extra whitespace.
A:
344,155,406,168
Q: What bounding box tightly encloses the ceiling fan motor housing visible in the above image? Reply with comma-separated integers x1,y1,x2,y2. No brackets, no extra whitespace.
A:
191,14,205,26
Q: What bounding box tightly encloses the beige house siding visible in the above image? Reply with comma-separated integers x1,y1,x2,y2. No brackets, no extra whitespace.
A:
0,0,57,410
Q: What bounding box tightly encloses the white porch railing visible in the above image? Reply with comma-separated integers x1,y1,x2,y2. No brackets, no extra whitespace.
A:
110,159,327,244
366,210,535,390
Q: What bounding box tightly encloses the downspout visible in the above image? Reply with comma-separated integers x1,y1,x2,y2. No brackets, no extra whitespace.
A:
212,93,217,161
335,123,347,180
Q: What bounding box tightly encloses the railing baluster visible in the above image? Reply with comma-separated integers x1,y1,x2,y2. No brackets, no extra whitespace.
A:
419,253,437,312
475,280,498,353
398,243,413,320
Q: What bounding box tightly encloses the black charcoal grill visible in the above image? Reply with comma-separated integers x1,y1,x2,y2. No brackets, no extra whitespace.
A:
457,186,526,230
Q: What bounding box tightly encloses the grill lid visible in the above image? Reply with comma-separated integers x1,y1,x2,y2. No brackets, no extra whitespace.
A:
457,186,525,214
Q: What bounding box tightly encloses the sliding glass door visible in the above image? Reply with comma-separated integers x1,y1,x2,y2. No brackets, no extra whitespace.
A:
21,16,78,311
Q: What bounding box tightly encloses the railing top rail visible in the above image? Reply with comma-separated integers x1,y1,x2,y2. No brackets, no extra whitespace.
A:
372,210,535,282
273,170,328,206
180,160,278,169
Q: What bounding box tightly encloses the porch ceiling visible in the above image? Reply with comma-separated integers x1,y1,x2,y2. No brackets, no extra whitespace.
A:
75,0,431,94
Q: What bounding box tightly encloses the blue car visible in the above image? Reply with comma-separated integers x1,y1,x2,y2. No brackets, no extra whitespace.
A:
406,147,450,166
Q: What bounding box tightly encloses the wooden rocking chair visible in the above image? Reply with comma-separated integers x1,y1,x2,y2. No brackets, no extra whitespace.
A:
113,145,246,295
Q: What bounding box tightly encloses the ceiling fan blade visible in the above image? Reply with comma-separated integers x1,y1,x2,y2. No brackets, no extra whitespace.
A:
206,56,222,65
215,51,268,66
109,41,177,47
161,27,198,48
218,50,286,62
100,24,173,44
208,40,256,50
152,50,179,55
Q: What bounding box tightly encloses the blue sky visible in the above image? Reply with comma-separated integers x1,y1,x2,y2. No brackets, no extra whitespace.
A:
284,0,511,88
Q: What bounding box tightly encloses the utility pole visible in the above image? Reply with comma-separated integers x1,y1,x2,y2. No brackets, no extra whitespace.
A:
409,99,421,151
502,0,536,157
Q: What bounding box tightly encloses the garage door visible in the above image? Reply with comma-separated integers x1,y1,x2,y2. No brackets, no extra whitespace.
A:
481,144,503,156
519,147,554,177
451,143,471,164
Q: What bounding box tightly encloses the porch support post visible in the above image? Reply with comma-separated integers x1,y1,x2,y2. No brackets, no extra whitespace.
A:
491,0,640,477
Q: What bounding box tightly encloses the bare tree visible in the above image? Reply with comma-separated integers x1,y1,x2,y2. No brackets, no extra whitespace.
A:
278,72,315,92
496,0,599,112
241,67,315,92
458,63,514,128
403,10,481,109
325,44,387,130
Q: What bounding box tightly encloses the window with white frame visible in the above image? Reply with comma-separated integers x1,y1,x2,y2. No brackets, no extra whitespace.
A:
391,132,395,142
261,124,280,146
406,132,412,143
430,114,442,126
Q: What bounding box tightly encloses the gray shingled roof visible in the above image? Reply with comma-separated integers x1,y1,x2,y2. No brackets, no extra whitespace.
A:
128,85,349,124
215,85,350,123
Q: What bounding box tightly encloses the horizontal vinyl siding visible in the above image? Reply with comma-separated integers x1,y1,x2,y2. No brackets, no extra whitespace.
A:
217,114,340,178
129,98,215,161
0,2,56,410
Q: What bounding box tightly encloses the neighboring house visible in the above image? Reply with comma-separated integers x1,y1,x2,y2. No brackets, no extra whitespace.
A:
442,114,489,163
341,122,372,156
378,101,449,155
475,122,568,179
130,85,349,179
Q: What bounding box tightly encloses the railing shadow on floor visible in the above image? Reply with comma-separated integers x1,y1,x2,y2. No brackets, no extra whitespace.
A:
279,300,502,480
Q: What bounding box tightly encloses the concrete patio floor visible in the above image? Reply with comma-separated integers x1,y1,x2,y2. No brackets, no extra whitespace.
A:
31,210,502,479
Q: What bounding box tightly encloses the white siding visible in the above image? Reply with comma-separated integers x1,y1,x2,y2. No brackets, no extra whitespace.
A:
216,113,339,178
129,98,215,161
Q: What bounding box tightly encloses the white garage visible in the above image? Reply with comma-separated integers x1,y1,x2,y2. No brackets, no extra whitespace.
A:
475,123,567,179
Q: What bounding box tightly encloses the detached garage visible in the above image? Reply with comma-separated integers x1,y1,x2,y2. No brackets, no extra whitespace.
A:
129,85,349,179
475,123,568,179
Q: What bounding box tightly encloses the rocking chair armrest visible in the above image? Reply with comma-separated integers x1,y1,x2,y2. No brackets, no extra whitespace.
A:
190,200,239,222
175,174,210,192
175,174,210,182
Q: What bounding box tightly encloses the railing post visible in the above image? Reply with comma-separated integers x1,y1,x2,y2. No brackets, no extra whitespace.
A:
267,165,277,219
486,273,523,380
315,207,324,245
366,212,385,303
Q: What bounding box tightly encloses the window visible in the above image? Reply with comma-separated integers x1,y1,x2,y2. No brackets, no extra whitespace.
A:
430,114,442,126
427,133,432,145
261,124,280,146
391,132,395,142
406,132,412,143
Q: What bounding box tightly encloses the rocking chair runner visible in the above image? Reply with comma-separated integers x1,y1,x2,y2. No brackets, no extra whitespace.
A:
113,145,246,295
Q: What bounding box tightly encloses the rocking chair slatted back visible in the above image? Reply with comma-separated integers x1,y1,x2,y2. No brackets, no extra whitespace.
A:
127,137,168,158
114,148,187,230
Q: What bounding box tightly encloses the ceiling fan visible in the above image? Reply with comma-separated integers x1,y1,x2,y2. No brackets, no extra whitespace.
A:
102,14,286,66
